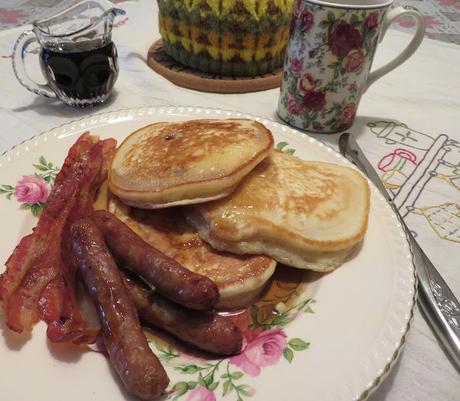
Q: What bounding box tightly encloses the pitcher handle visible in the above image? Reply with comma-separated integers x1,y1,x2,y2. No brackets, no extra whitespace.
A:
364,6,425,91
12,31,55,98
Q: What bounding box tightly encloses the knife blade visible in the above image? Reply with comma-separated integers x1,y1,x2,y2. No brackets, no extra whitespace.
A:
339,132,460,371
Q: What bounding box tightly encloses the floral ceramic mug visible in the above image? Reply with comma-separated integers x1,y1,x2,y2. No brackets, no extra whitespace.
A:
277,0,425,133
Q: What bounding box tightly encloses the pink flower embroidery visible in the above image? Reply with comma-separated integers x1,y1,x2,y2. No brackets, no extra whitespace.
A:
0,8,27,24
298,73,315,94
436,0,460,9
230,329,287,377
340,102,357,128
287,97,302,115
290,58,303,73
398,15,439,29
185,386,216,401
303,90,326,112
14,175,49,204
342,49,365,72
365,11,379,29
378,149,417,171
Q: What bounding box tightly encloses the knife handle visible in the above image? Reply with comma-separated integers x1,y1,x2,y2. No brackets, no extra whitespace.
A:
410,231,460,370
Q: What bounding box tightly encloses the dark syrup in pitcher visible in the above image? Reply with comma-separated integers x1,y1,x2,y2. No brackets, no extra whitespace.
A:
40,41,119,105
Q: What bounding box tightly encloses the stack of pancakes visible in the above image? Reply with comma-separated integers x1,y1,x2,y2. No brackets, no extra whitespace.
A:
104,119,370,309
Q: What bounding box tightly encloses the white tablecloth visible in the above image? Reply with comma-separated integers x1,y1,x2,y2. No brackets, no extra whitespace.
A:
0,1,458,400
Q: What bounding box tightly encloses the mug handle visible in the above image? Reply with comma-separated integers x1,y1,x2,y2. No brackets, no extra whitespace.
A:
364,6,425,91
12,31,55,98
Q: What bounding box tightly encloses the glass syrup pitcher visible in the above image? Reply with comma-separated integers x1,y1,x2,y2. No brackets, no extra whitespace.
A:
13,0,125,107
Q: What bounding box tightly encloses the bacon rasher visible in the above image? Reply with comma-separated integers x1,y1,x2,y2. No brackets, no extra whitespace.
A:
0,133,116,343
46,138,116,343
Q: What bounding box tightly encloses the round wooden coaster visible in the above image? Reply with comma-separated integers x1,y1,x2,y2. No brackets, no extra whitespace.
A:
147,40,283,94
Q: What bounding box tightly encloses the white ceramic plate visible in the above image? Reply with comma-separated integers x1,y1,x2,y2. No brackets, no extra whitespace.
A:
0,106,415,401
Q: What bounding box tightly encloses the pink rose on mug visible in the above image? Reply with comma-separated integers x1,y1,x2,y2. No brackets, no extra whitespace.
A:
288,97,302,115
328,20,363,58
341,102,357,127
230,329,287,377
14,175,49,204
343,49,365,72
303,89,326,112
298,73,315,94
300,11,314,31
290,57,303,73
365,11,379,29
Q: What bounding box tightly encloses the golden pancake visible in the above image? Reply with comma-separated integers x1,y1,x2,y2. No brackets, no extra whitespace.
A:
106,196,277,309
109,119,274,209
186,150,370,272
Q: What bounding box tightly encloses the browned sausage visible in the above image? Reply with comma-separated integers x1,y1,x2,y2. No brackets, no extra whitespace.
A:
122,274,243,356
92,210,219,310
71,217,169,400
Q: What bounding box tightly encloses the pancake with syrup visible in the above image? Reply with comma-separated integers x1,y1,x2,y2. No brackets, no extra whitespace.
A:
100,193,277,310
186,150,370,272
109,119,274,209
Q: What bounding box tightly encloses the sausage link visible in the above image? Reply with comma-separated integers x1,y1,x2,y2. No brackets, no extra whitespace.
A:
122,274,242,356
71,218,169,400
93,210,219,310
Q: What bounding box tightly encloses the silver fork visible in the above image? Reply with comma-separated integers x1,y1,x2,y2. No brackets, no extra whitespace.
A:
338,132,460,371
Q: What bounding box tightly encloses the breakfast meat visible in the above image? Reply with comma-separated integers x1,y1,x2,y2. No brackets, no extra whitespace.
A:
122,273,243,356
47,137,116,343
108,119,274,209
107,198,277,310
0,133,115,342
93,210,220,310
186,150,371,272
71,217,169,400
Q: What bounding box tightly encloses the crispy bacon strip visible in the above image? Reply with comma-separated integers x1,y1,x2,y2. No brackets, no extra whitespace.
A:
46,138,116,343
0,133,96,333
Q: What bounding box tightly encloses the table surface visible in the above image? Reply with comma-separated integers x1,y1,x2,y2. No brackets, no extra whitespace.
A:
0,0,459,400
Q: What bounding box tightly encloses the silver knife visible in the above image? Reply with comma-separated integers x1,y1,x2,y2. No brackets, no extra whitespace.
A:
338,132,460,371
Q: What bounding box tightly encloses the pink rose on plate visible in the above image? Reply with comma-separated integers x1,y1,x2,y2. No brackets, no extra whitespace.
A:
290,58,303,73
365,11,379,29
185,386,216,401
287,97,302,115
14,175,49,203
342,49,365,72
298,73,315,94
341,102,357,128
303,89,326,112
230,328,287,377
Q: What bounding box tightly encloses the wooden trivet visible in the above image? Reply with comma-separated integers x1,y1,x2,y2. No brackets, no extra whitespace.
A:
147,40,282,94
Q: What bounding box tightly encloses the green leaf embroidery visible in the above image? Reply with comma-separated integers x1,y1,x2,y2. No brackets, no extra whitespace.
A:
20,203,31,209
208,381,219,391
1,184,14,190
284,148,296,155
283,347,294,363
39,156,47,166
288,338,310,351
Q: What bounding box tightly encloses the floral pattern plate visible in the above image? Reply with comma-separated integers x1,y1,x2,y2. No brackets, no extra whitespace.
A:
0,106,415,401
